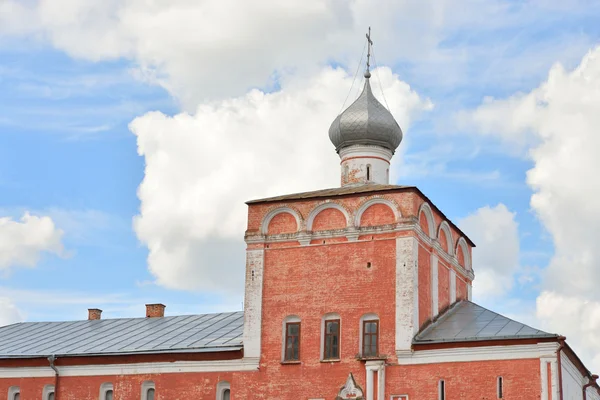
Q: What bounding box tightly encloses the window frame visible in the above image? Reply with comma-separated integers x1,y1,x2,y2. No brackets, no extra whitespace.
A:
362,319,379,357
99,382,114,400
8,386,20,400
284,321,301,361
216,381,231,400
42,384,55,400
141,381,155,400
323,318,341,360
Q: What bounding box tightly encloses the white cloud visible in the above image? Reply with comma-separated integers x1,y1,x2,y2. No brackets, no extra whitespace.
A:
459,204,520,300
0,213,64,272
465,46,600,372
0,297,23,327
130,66,431,292
2,0,591,109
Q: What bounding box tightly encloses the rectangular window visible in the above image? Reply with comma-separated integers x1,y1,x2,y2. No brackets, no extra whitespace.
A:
362,320,379,357
497,376,503,398
324,319,340,359
439,380,445,400
284,322,301,361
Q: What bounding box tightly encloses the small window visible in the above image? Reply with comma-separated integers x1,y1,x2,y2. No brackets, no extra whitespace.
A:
48,393,55,400
324,319,340,359
217,381,231,400
439,380,445,400
8,387,20,400
14,395,20,400
497,376,503,398
366,164,371,181
43,385,55,400
100,382,114,400
362,320,379,357
284,322,301,361
141,381,155,400
223,389,230,400
105,390,113,400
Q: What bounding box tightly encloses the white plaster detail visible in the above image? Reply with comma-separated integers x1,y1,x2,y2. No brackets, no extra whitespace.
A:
337,373,364,400
397,342,559,365
141,381,155,400
281,315,301,361
42,384,55,400
0,358,260,378
242,249,264,360
437,221,454,256
99,382,113,400
306,202,350,231
260,207,302,235
216,381,231,400
366,360,386,400
431,255,439,316
455,237,471,270
467,283,473,301
418,202,436,238
355,198,400,227
449,270,456,303
339,145,392,186
7,386,19,399
395,236,419,352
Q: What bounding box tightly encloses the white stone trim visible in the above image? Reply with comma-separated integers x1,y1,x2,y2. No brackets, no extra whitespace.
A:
467,283,472,301
449,270,456,303
418,202,436,238
260,207,301,235
397,342,559,365
7,386,19,400
437,221,454,256
42,384,55,400
355,198,400,227
431,255,439,316
0,358,260,378
365,360,386,400
455,237,471,271
395,237,419,352
242,249,264,359
99,382,113,400
216,381,230,400
306,202,350,231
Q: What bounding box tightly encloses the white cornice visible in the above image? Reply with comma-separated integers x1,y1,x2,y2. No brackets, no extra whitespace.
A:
396,343,558,365
0,357,260,378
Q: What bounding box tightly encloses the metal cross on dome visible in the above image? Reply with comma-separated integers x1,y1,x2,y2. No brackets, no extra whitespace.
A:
365,27,373,77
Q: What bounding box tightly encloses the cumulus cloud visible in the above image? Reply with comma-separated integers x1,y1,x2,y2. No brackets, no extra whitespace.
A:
0,297,23,327
2,0,589,109
130,66,431,292
0,213,64,272
466,46,600,371
459,204,520,300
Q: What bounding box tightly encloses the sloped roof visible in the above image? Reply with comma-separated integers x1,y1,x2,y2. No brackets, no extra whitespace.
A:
414,301,556,344
0,311,243,359
246,184,413,204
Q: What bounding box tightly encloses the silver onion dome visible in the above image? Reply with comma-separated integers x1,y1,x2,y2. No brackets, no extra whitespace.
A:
329,77,403,154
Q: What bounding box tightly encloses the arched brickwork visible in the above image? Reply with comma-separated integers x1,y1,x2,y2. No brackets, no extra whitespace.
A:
455,237,471,270
418,202,435,238
261,207,301,235
354,198,399,227
307,203,350,232
437,222,453,255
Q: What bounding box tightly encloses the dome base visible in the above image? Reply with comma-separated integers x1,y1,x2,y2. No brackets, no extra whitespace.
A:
339,145,392,187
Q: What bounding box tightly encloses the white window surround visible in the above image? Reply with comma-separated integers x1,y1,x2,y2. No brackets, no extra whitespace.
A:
42,384,55,400
8,386,19,400
359,313,379,357
321,313,341,360
216,381,231,400
99,382,113,400
281,315,301,361
141,381,155,400
390,396,409,400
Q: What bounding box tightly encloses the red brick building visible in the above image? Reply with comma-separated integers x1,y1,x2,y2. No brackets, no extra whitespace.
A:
1,60,599,400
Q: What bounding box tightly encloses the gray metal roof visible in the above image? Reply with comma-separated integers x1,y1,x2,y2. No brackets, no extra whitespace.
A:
246,184,413,204
0,311,243,359
329,77,403,153
414,301,557,344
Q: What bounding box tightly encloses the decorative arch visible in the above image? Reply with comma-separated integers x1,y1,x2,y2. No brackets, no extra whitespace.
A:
354,197,400,227
261,206,302,235
307,202,350,231
418,202,436,238
437,221,454,255
455,237,471,271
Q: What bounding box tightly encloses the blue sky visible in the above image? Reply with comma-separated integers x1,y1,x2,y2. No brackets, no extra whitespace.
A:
1,0,600,370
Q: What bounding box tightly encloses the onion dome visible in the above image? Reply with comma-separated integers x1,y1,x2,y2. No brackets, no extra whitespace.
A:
329,76,403,154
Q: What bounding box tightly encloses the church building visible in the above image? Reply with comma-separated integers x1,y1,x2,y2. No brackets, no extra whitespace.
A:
0,36,598,400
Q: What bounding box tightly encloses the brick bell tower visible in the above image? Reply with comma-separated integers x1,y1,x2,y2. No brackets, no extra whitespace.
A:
240,29,474,400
